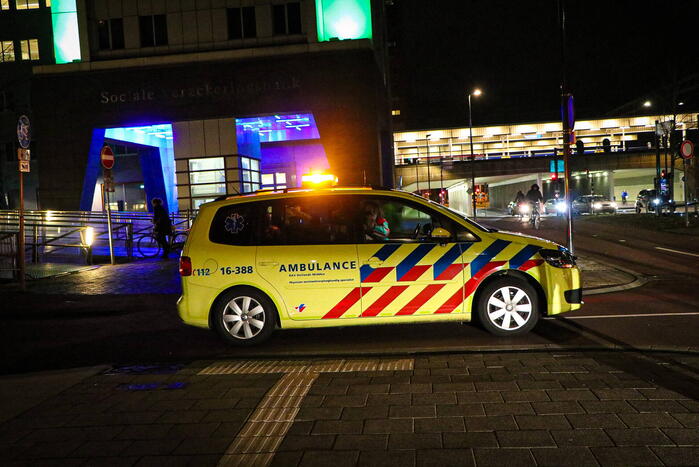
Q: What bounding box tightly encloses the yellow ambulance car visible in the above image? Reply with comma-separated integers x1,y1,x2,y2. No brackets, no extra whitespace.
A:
177,188,581,345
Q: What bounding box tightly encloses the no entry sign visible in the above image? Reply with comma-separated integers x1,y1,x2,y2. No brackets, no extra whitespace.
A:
101,145,115,169
680,140,694,160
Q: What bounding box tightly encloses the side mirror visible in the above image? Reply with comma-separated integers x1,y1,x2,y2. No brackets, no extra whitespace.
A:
431,227,451,244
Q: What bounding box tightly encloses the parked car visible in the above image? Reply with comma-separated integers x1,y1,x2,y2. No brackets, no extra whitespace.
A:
572,195,617,215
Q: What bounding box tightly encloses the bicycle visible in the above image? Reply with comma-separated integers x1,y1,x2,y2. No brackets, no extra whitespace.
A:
136,229,188,258
528,202,541,230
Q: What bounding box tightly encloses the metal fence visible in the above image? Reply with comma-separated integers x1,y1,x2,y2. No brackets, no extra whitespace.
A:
0,210,195,268
0,232,18,280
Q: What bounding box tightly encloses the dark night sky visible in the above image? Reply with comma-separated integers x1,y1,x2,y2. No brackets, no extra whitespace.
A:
388,0,699,129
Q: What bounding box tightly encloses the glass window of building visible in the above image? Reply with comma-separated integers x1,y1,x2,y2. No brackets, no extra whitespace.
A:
189,157,226,198
19,39,39,60
139,14,168,47
227,7,256,40
192,198,214,210
239,156,261,193
272,2,302,35
15,0,40,9
1,41,14,62
261,172,287,190
1,1,10,11
98,18,125,50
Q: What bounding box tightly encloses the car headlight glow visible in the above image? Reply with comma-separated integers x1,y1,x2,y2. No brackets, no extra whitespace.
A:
556,202,567,212
593,202,602,209
519,204,530,213
539,248,576,268
653,198,661,205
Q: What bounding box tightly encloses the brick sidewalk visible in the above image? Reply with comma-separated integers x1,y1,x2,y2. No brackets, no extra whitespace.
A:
1,351,697,466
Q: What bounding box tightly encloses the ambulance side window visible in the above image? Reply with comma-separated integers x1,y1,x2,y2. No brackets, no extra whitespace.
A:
259,197,356,245
209,203,258,246
359,196,477,243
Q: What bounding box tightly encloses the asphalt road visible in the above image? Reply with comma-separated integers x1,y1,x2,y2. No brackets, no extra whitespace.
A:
1,216,698,375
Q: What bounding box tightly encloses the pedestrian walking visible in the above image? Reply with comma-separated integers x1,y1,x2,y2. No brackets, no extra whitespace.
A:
151,198,172,259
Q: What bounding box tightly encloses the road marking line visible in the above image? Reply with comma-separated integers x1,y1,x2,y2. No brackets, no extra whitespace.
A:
654,247,699,258
545,312,699,320
208,358,414,466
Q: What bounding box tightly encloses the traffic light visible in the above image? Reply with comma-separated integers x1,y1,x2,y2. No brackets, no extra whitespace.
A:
551,173,558,181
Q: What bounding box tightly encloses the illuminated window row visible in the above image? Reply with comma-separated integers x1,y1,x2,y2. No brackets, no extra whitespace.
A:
0,41,14,62
1,0,49,10
0,39,39,62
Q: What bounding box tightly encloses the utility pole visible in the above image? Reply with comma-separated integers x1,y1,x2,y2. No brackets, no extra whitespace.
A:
558,0,574,254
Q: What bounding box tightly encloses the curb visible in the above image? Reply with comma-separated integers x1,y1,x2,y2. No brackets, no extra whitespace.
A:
209,344,699,360
580,255,648,295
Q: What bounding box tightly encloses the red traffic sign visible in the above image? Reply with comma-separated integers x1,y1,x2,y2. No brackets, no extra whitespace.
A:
680,140,694,160
100,145,115,169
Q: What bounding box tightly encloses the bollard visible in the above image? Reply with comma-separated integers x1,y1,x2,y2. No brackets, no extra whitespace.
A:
32,224,39,263
126,223,134,261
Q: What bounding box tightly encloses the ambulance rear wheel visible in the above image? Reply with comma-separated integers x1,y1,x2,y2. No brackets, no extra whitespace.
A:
212,288,275,346
476,278,539,336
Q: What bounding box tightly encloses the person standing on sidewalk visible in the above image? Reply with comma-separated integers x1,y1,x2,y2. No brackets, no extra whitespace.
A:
151,198,172,259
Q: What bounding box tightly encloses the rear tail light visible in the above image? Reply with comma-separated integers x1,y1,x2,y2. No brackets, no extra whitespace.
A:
179,256,192,276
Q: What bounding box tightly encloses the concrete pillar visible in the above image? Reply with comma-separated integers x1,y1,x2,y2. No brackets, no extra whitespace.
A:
607,171,615,201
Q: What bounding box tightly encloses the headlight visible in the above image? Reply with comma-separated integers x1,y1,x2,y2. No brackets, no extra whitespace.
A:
653,198,661,205
539,248,576,268
556,202,567,212
519,204,530,213
593,202,602,209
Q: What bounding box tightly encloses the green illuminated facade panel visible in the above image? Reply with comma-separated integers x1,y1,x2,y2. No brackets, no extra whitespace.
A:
315,0,372,42
51,0,81,64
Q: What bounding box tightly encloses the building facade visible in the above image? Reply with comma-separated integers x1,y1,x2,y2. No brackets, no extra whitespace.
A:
0,0,54,209
26,0,392,212
393,113,698,214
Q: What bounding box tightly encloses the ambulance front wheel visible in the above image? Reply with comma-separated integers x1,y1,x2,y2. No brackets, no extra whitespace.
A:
476,277,539,336
211,287,276,346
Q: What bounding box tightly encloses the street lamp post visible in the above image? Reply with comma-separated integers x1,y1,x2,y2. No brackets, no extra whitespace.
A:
426,134,431,197
468,89,482,217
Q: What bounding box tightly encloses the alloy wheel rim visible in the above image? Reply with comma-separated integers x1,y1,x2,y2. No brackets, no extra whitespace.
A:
222,296,265,339
486,286,532,331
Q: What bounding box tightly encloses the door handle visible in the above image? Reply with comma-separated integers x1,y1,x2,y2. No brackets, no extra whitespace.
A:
363,257,384,266
258,261,279,267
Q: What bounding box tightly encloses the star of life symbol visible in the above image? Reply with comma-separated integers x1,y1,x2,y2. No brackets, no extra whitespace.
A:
225,213,245,234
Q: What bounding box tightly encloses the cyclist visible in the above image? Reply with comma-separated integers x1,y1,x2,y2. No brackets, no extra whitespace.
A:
525,184,544,226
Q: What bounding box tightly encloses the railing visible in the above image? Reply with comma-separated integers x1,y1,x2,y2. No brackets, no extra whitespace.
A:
0,210,197,265
394,143,655,165
0,232,18,280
